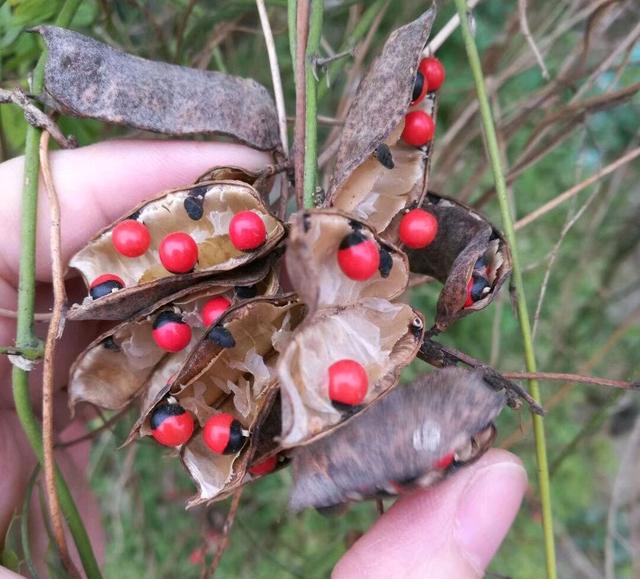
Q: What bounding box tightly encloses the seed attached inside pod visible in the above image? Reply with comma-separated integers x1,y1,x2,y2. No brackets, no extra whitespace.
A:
229,211,267,251
434,452,455,469
337,231,380,281
159,232,198,273
401,111,435,147
150,401,195,447
465,276,491,308
399,208,438,248
249,455,278,476
111,219,151,257
420,56,445,92
201,296,232,326
89,273,124,299
411,67,428,105
152,310,192,352
203,413,247,454
328,359,368,406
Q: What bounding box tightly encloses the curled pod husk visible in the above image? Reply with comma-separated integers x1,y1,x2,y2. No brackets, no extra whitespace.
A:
128,296,305,444
278,298,425,448
68,179,285,321
289,367,505,511
37,26,281,151
325,7,437,235
68,265,279,412
285,210,409,313
405,192,512,331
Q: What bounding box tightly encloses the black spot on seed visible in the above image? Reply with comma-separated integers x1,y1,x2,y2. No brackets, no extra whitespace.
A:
426,191,440,204
188,185,209,198
101,336,121,352
302,212,311,233
235,285,257,299
150,402,185,430
90,280,123,300
184,195,204,220
339,230,366,250
470,276,491,302
207,325,236,348
374,143,394,169
128,210,141,221
153,310,184,329
348,219,363,231
378,246,393,278
224,419,247,454
331,401,363,416
412,71,425,102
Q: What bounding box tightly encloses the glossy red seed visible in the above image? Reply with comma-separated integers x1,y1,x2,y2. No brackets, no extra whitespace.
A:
435,452,455,469
150,407,194,447
420,56,445,92
201,296,232,326
248,455,278,476
401,111,435,147
159,232,198,273
399,208,438,249
328,359,368,406
152,316,192,353
90,273,125,289
203,413,244,454
337,236,380,281
465,277,474,308
112,219,151,257
229,211,267,251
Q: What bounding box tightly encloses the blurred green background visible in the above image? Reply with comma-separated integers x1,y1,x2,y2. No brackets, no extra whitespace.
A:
1,0,639,577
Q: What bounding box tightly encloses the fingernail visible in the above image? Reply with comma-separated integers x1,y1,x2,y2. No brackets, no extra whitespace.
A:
454,461,528,572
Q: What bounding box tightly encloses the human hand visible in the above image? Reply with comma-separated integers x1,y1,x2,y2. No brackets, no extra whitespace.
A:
0,141,526,578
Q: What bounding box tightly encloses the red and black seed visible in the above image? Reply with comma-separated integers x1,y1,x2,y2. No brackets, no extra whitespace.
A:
224,419,246,454
378,245,393,278
207,325,236,348
184,195,204,220
469,276,491,302
150,401,186,430
339,230,367,251
90,277,124,300
412,71,425,101
152,310,183,330
235,285,258,299
374,143,394,169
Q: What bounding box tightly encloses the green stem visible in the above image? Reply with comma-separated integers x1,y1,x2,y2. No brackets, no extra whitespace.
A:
303,0,323,208
0,344,43,359
12,1,102,577
452,1,557,577
317,0,387,101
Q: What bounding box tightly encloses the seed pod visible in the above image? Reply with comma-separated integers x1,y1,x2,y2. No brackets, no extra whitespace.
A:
285,210,408,314
67,179,285,321
68,264,278,412
289,368,505,511
325,8,438,235
278,299,424,447
404,192,512,331
37,27,281,151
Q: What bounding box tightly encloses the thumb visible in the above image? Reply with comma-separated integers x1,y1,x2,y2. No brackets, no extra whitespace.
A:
333,449,528,579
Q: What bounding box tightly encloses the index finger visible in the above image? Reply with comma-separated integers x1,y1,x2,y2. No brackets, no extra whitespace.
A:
0,139,272,284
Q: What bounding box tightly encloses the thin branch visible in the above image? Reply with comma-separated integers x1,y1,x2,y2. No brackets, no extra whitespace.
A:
453,1,557,576
0,88,77,149
425,0,482,54
292,0,309,208
518,0,550,80
202,487,244,578
256,0,289,156
56,407,130,449
503,372,638,390
515,146,640,230
0,344,44,359
40,130,77,577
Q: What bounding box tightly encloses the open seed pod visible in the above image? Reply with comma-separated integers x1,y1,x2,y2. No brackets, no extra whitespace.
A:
289,367,505,511
128,296,305,443
37,26,281,151
68,179,285,321
285,210,409,314
69,265,279,412
278,298,424,448
325,8,437,235
405,192,512,331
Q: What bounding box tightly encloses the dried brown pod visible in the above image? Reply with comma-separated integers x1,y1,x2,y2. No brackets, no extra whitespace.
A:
36,26,281,150
68,180,285,321
68,267,279,412
326,7,437,234
128,296,306,445
285,210,409,314
405,192,512,331
278,299,424,448
289,367,505,511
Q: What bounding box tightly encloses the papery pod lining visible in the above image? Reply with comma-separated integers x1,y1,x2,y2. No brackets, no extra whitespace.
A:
285,210,409,313
278,298,424,448
38,26,281,151
289,367,505,510
68,180,285,320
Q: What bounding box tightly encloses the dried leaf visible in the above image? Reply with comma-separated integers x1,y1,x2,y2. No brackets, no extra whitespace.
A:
68,179,285,320
285,210,409,314
68,267,279,412
290,368,505,511
405,192,512,331
278,299,424,448
37,26,281,150
326,7,437,233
